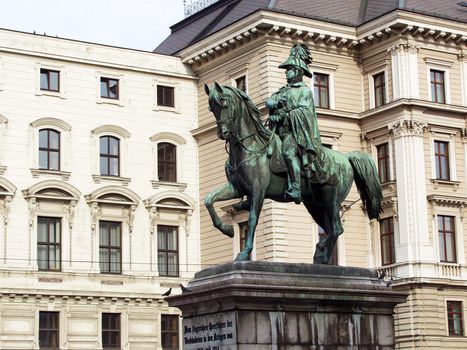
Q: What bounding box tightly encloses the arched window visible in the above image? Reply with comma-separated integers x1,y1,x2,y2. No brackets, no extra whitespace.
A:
100,136,120,176
39,129,60,170
158,143,176,182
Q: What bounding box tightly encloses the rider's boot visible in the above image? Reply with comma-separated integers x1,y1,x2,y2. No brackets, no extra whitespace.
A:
285,156,302,204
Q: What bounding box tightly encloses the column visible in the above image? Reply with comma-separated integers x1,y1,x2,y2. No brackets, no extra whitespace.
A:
389,41,420,100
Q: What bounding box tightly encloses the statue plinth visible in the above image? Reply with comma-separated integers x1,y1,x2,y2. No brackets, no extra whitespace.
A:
167,261,407,350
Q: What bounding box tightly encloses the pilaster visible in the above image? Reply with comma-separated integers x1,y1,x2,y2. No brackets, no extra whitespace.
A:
389,41,420,100
390,119,434,275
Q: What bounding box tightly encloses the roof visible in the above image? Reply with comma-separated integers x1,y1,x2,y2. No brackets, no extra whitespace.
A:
154,0,467,55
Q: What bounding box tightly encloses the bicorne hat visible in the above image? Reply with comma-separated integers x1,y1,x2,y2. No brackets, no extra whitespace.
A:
278,44,313,78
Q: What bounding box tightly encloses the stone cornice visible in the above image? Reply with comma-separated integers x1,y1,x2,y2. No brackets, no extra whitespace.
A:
182,9,467,68
427,194,467,208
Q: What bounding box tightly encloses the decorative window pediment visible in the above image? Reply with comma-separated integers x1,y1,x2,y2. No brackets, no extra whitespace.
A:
22,180,80,201
92,125,131,139
0,177,16,197
85,186,140,206
30,117,71,132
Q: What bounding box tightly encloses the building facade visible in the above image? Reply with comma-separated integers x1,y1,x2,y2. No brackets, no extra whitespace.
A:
156,0,467,348
0,29,199,349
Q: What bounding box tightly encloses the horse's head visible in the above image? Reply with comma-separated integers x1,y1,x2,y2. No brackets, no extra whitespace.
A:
205,82,236,140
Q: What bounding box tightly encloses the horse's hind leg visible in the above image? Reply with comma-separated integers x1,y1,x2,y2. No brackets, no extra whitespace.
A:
205,183,241,237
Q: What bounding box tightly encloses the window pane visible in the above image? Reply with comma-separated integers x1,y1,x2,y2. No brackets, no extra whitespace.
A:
100,248,109,273
100,81,109,98
38,219,48,242
50,151,59,170
110,224,120,246
158,228,167,249
100,156,108,175
446,233,455,262
49,71,59,91
39,130,48,148
49,131,59,149
40,71,49,90
167,228,177,250
39,150,49,169
109,138,119,156
437,84,445,103
38,245,48,270
100,137,109,154
109,158,119,176
167,253,178,276
158,252,167,275
100,224,109,246
110,249,121,273
108,79,118,98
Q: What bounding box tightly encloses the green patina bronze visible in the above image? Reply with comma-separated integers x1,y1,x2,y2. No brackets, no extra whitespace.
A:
205,44,382,264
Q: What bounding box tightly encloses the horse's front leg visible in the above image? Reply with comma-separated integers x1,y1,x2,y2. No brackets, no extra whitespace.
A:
235,188,265,261
205,183,241,238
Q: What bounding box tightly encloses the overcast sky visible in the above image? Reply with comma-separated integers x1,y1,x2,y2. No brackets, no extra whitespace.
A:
0,0,185,51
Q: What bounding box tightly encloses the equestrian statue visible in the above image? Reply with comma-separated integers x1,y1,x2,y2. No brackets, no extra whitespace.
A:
204,44,382,264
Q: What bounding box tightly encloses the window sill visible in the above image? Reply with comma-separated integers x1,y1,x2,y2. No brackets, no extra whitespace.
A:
35,90,66,99
153,105,180,114
92,174,131,186
96,97,124,107
0,165,6,175
430,179,460,190
31,168,71,180
151,180,187,191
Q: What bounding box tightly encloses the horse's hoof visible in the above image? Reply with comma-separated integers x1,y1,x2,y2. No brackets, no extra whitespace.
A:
221,224,234,238
234,251,251,261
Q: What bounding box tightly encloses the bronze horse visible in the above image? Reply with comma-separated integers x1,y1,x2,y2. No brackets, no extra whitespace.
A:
204,83,382,264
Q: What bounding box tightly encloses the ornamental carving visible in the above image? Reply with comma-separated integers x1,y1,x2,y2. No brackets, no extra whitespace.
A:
389,119,427,138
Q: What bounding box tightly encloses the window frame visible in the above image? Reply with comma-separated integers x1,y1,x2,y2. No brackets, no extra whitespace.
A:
102,313,121,349
157,142,177,182
37,216,62,272
434,140,451,181
35,63,66,99
99,136,121,177
430,69,446,104
437,215,457,263
310,64,336,110
380,217,395,266
313,72,330,109
40,68,60,92
153,80,180,113
157,225,179,277
38,128,61,171
161,314,180,350
99,221,122,274
39,311,60,349
100,77,119,100
157,85,175,108
446,300,464,336
376,142,390,183
425,59,452,105
373,71,387,107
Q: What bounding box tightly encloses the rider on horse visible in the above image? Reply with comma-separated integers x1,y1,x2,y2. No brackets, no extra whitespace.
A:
266,44,322,204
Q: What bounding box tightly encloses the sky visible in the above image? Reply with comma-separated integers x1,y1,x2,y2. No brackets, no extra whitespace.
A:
0,0,186,51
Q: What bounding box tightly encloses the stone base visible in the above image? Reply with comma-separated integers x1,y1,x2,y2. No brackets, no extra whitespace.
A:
167,261,407,350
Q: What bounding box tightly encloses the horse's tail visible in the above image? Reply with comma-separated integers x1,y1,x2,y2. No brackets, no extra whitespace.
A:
346,151,383,220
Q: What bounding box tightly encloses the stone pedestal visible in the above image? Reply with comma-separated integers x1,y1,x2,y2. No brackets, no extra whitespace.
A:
168,261,407,350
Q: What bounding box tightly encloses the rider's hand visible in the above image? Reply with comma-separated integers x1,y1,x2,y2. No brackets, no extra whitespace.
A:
265,98,277,110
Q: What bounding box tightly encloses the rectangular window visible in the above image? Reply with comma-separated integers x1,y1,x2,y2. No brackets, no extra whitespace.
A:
447,301,464,336
373,72,386,107
377,143,390,183
380,218,395,266
40,69,60,92
37,217,61,271
158,225,179,277
438,215,457,263
235,75,247,92
102,313,121,349
100,77,119,99
39,129,60,170
239,221,248,251
430,69,446,103
318,226,338,265
157,85,175,107
313,73,330,109
158,143,177,182
39,311,59,349
161,315,179,350
434,140,450,180
99,221,122,274
100,136,120,176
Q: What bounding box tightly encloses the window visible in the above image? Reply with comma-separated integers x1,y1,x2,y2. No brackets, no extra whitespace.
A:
40,69,60,92
100,77,119,99
318,226,338,265
158,225,179,277
37,217,61,271
99,221,122,274
102,313,121,349
39,129,60,170
380,218,395,265
39,311,59,349
161,315,179,350
438,215,457,263
100,136,120,176
235,75,247,92
239,221,248,251
373,72,386,107
157,85,175,107
430,69,446,103
158,143,176,182
377,143,390,183
447,301,464,336
313,73,330,109
434,141,450,180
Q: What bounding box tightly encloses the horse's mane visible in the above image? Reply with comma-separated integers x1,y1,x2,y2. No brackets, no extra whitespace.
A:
212,85,272,142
